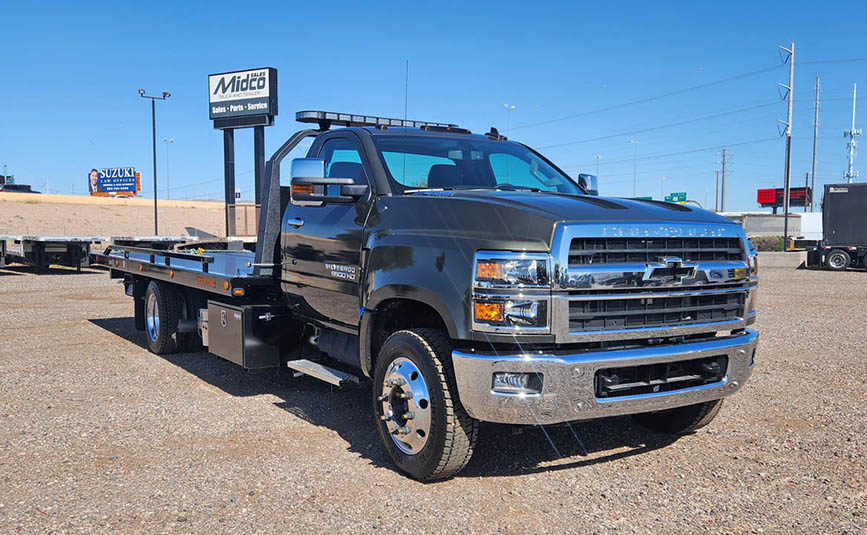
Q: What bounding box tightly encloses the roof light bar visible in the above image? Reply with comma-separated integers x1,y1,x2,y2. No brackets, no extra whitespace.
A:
296,110,459,129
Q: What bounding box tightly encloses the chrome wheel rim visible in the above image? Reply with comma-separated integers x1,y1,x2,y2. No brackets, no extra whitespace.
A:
145,292,159,342
830,253,845,269
379,357,432,455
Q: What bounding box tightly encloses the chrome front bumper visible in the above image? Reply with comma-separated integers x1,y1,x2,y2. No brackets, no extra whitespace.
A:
451,329,757,425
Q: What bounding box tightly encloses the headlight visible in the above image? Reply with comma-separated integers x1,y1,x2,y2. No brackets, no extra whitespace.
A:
473,299,548,329
474,252,551,288
472,251,551,333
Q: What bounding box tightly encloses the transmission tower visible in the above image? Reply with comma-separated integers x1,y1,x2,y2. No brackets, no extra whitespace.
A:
844,83,861,183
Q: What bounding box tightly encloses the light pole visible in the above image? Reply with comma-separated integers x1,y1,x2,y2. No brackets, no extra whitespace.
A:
139,89,171,235
659,175,667,200
628,139,639,197
504,104,516,138
594,154,601,179
162,137,174,200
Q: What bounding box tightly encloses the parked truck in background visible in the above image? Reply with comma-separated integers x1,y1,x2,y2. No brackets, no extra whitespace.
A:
806,182,867,270
97,110,759,480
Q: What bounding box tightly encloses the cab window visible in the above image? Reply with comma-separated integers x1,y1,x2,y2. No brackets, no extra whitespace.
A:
317,137,367,184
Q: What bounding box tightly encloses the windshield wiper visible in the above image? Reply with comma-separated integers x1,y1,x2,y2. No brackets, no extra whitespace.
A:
493,184,543,192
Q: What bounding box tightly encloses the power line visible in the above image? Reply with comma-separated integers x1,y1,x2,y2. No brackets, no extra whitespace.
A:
563,137,779,169
512,64,783,131
800,56,867,65
536,101,779,150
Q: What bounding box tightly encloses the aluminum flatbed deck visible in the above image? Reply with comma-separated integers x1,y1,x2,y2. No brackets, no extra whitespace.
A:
95,245,271,298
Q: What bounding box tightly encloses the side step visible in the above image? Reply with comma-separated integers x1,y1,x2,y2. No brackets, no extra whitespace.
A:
286,359,359,387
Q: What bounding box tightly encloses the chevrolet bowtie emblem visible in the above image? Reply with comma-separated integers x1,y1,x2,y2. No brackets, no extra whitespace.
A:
642,257,697,283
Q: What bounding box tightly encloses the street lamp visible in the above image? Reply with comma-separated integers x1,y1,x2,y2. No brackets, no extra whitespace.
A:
594,154,601,179
659,175,667,201
162,137,174,200
139,89,171,234
628,139,639,198
504,104,516,138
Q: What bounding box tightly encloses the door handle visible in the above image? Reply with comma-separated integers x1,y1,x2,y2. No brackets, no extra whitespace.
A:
287,218,304,228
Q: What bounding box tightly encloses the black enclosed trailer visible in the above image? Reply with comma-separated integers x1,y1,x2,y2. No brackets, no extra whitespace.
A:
806,183,867,270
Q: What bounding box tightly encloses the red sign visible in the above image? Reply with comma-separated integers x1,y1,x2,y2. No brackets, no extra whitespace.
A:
757,187,811,207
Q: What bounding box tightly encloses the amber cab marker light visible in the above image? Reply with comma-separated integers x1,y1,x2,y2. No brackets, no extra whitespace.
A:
476,262,504,281
232,288,245,296
474,302,504,323
223,281,230,290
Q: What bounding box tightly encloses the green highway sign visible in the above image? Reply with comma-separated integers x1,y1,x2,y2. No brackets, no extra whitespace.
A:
635,196,653,200
665,192,687,203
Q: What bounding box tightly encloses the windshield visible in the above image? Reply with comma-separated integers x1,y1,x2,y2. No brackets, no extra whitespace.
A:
372,135,583,195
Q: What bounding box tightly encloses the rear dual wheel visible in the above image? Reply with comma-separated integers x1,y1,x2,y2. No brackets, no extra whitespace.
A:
144,281,181,354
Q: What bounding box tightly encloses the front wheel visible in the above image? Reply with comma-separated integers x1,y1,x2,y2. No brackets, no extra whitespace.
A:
631,399,724,435
373,329,478,481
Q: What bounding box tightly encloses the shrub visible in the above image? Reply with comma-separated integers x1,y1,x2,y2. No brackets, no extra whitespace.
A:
750,236,784,252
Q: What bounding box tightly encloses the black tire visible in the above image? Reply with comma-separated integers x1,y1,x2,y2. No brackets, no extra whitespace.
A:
143,281,181,355
177,289,205,352
631,399,724,435
373,328,478,481
825,249,850,271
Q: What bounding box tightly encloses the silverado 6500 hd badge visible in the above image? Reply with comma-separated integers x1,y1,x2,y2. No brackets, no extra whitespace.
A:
325,263,358,281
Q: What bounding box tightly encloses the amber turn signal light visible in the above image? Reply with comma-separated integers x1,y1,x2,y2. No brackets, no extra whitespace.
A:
474,302,504,323
292,184,314,195
476,262,504,280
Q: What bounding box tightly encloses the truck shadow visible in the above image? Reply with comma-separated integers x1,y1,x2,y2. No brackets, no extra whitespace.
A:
89,316,681,479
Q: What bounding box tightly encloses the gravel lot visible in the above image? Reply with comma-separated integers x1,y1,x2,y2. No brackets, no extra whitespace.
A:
0,265,864,534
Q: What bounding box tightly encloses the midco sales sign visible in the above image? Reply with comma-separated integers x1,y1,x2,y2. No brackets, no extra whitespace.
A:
208,68,277,120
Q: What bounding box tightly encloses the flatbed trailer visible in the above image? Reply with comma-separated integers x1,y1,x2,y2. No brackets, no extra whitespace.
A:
0,235,107,272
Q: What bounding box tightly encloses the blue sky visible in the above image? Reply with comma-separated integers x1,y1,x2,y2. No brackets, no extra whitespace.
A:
1,1,865,211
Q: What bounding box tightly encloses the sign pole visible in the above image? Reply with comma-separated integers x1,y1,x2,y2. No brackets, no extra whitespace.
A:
223,129,235,237
151,98,158,235
254,125,265,205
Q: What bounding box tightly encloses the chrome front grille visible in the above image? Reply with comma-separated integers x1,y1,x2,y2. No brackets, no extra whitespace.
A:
551,222,755,343
568,291,744,332
569,237,744,265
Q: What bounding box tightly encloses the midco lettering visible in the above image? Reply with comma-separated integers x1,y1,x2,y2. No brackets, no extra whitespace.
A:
208,67,278,120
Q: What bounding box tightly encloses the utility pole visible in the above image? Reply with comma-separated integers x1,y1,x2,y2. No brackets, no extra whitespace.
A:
844,83,861,183
628,139,639,197
715,170,719,212
504,104,516,139
594,154,601,179
778,41,794,248
804,172,809,212
810,77,820,211
162,137,174,200
720,149,727,212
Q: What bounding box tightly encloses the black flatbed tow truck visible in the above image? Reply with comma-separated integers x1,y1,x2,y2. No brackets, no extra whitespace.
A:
95,110,759,480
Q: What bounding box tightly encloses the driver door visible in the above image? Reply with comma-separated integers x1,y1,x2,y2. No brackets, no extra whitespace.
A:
281,134,373,328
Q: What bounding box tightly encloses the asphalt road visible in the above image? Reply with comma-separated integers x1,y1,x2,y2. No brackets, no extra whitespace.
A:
0,265,864,534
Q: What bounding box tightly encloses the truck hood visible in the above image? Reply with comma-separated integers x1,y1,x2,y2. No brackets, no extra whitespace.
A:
410,189,733,224
377,190,739,253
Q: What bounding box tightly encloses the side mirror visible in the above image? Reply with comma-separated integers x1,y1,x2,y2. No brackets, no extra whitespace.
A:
289,158,369,205
578,173,599,196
